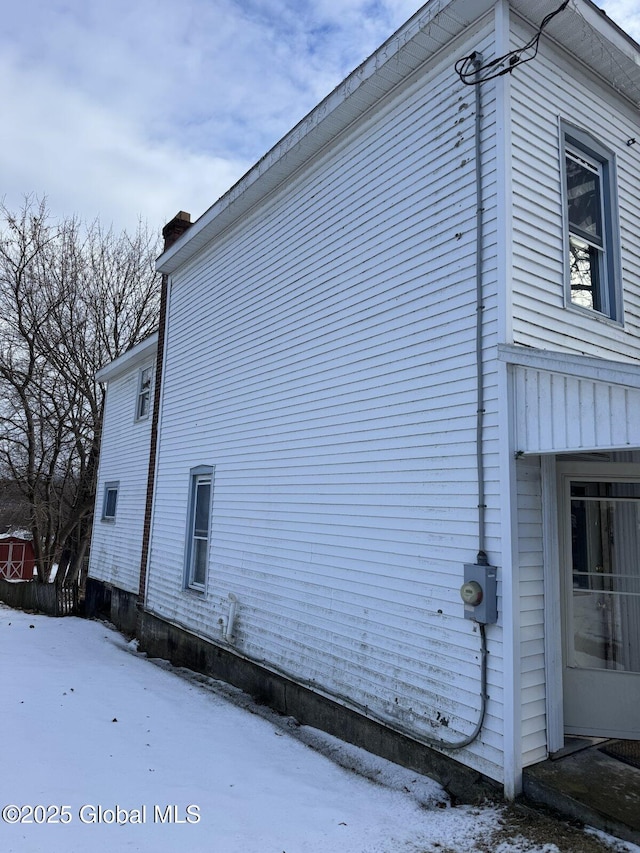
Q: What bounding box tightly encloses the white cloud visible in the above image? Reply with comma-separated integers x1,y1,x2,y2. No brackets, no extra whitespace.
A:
0,51,250,231
0,0,423,229
599,0,640,41
0,0,638,232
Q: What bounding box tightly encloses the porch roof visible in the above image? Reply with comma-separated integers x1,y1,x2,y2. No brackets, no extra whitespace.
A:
499,344,640,455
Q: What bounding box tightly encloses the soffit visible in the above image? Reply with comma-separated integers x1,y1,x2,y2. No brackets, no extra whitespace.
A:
511,0,640,107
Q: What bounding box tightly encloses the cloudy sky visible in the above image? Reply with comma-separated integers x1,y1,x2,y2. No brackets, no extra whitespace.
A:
2,0,639,234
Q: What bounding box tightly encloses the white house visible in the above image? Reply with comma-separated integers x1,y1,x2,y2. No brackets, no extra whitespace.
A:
87,333,157,634
93,0,640,801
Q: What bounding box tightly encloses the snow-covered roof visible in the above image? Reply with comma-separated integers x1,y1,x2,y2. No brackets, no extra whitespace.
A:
0,530,32,541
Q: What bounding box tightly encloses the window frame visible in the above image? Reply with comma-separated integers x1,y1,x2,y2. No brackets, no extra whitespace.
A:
184,465,214,592
560,122,623,324
135,364,154,421
101,481,119,522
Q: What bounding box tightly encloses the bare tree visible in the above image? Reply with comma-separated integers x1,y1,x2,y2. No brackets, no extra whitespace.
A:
0,197,160,585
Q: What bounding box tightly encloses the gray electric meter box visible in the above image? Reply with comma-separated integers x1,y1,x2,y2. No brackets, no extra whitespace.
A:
462,562,498,624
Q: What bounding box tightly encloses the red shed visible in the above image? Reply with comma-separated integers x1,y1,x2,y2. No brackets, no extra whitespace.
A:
0,535,36,580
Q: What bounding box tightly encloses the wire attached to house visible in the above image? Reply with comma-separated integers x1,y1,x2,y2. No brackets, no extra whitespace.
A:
395,54,490,752
455,0,570,85
219,618,489,753
473,53,487,567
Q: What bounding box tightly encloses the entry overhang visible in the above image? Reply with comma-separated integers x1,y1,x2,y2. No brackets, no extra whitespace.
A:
499,344,640,455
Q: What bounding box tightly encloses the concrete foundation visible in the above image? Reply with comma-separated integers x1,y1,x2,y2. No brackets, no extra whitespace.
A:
138,609,500,804
85,578,138,636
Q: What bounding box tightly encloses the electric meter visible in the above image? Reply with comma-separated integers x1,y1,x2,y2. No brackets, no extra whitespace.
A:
461,563,497,624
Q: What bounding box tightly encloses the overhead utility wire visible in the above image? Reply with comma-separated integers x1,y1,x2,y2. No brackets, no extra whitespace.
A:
455,0,570,85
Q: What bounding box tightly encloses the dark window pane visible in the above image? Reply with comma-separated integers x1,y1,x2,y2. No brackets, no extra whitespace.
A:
104,488,118,518
137,369,153,419
571,482,640,499
569,236,601,312
566,155,602,244
192,538,208,586
137,391,150,418
194,481,211,538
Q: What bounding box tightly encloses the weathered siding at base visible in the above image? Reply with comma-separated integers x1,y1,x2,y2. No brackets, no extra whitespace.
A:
138,608,501,804
85,577,138,636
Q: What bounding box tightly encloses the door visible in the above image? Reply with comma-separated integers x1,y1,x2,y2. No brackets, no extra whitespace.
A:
0,541,26,580
560,472,640,738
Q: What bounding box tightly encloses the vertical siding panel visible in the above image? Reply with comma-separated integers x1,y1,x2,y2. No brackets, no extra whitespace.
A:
594,384,612,448
515,368,528,452
550,374,566,451
578,381,596,449
516,455,547,767
564,377,580,450
627,389,640,444
536,371,553,451
511,366,640,455
609,386,628,448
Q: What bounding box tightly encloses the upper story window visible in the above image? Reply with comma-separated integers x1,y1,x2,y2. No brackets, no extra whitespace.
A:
561,123,622,322
136,365,154,420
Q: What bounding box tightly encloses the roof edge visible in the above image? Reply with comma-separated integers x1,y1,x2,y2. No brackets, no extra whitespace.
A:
158,0,640,277
96,332,159,384
157,0,496,275
498,343,640,389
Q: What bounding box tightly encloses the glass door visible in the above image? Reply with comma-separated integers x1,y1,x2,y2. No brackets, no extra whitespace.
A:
562,478,640,738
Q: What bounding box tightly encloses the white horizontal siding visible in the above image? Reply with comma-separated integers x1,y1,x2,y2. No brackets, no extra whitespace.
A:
509,17,640,359
89,359,154,595
147,25,507,782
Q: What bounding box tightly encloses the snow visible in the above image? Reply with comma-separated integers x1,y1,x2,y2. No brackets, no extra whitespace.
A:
31,563,57,580
0,530,32,540
0,605,637,853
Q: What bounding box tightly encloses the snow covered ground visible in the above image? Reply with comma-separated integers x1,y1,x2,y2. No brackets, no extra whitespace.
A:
0,604,637,853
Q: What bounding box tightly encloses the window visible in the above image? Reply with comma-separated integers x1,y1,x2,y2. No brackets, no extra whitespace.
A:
101,482,119,521
561,123,622,321
136,366,153,420
185,467,214,590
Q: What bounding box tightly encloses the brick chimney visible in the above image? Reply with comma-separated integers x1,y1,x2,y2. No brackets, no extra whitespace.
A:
137,210,192,620
162,210,191,251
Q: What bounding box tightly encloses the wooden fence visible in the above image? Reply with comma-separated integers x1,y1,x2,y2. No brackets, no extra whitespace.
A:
0,579,79,616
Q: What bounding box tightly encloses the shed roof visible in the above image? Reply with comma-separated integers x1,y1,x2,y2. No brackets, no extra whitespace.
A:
0,531,32,541
96,333,158,385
